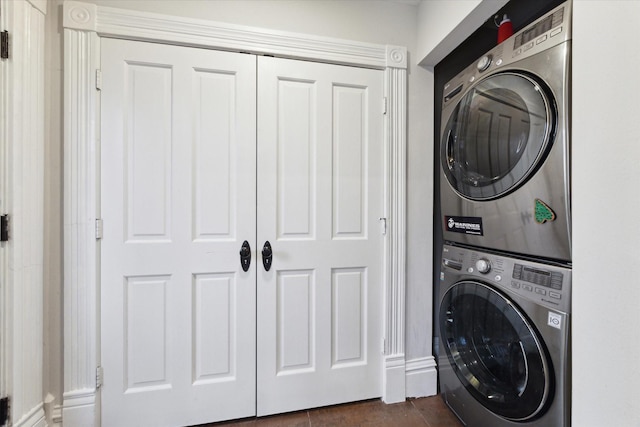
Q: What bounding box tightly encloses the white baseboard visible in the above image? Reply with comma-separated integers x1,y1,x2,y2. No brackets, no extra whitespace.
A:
405,356,438,398
382,354,406,404
13,403,46,427
54,359,435,427
52,405,63,427
62,390,96,427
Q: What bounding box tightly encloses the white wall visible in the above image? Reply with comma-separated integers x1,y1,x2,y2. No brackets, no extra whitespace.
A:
78,0,418,46
572,2,640,425
417,0,508,67
45,0,434,412
44,1,63,424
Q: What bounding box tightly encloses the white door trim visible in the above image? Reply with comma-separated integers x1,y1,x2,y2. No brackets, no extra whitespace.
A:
62,2,408,425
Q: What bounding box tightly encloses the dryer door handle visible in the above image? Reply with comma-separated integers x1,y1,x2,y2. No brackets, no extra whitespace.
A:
445,129,455,169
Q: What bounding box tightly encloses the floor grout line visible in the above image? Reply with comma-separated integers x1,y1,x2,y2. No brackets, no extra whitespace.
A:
410,398,430,426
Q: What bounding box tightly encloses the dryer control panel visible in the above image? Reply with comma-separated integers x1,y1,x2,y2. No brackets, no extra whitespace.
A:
441,244,571,314
442,1,571,110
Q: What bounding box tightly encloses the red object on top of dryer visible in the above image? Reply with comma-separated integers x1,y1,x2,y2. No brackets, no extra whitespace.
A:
498,14,514,43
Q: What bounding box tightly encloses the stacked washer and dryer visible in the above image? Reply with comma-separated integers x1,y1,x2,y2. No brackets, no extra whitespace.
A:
437,2,572,426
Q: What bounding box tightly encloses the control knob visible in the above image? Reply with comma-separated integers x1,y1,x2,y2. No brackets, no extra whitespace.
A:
477,55,492,71
476,258,491,274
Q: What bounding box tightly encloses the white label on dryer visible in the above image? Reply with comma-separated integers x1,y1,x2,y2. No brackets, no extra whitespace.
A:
548,311,562,330
444,215,484,236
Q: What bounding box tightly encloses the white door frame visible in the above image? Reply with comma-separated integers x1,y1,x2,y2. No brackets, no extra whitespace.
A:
62,2,407,425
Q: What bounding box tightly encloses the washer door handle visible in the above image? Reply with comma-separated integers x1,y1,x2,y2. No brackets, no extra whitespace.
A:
262,241,273,272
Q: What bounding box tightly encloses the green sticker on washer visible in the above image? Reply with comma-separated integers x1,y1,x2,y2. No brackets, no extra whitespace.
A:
534,199,556,224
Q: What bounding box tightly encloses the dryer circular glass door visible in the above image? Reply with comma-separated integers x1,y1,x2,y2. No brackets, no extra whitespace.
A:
439,281,552,421
441,72,555,200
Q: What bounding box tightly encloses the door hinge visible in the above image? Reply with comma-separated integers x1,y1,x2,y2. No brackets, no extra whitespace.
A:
0,396,9,427
1,215,9,242
96,366,104,389
378,217,387,235
95,218,103,240
1,31,8,59
382,97,388,115
381,338,386,354
95,69,102,90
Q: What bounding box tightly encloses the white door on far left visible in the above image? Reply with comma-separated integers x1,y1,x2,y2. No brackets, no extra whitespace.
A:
100,39,257,427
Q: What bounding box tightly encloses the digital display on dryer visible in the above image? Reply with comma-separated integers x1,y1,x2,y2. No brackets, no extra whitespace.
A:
515,16,553,47
513,7,564,48
513,264,563,290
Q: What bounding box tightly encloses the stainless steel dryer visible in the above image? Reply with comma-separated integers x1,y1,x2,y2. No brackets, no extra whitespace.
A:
440,2,571,262
438,244,571,427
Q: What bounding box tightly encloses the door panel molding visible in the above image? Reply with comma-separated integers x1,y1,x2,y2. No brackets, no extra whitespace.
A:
63,2,408,425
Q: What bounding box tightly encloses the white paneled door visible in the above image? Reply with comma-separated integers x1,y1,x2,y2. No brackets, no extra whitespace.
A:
100,39,257,427
256,56,384,416
101,39,383,426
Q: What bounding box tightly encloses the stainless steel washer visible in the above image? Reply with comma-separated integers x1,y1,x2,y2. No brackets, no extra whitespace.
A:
439,2,571,262
438,244,571,426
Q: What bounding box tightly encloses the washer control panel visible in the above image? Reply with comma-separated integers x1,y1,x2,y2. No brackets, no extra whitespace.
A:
442,1,571,109
441,244,571,313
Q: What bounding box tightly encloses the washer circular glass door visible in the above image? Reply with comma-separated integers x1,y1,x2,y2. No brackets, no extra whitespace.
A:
441,72,555,200
440,281,552,421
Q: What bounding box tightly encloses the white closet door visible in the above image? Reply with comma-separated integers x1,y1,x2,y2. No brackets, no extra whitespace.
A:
256,56,384,416
100,39,257,427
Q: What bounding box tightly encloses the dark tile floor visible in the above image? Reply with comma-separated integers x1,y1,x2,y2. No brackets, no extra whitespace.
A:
200,396,463,427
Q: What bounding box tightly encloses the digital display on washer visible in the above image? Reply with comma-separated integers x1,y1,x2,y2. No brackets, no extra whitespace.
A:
514,7,564,48
513,264,563,290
